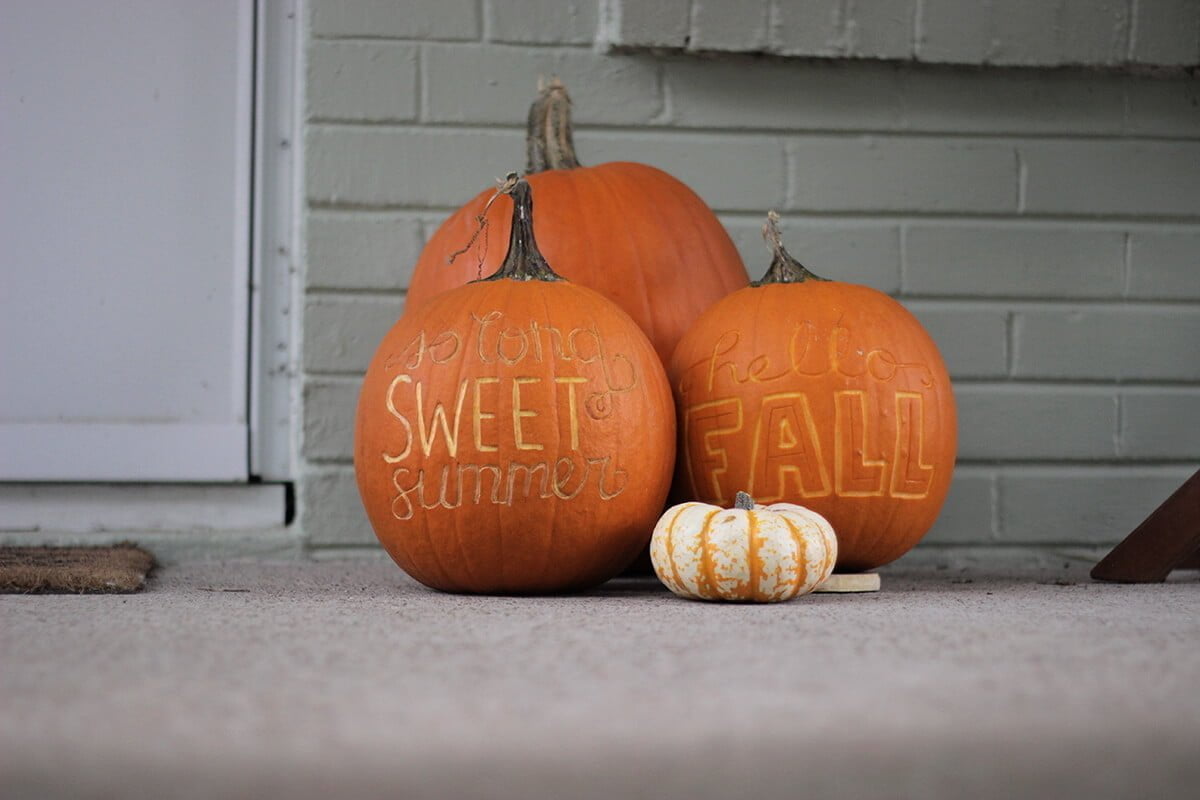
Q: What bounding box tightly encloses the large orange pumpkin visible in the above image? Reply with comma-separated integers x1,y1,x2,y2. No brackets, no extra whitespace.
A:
668,214,957,572
406,80,748,366
355,177,676,593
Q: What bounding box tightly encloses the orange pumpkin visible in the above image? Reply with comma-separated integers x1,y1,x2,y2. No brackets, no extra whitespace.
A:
406,79,748,366
669,213,957,572
355,176,676,593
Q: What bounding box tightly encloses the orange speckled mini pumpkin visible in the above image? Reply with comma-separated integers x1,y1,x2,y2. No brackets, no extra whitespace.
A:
355,177,675,593
405,80,748,366
669,214,957,572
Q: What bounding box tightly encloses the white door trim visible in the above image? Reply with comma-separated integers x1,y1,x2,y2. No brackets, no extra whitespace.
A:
0,424,248,483
249,0,302,481
1,482,286,533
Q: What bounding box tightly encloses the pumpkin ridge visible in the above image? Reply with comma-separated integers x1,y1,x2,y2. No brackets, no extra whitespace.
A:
416,437,456,591
746,508,761,601
662,503,694,596
698,507,723,600
397,296,462,591
535,285,569,585
612,165,680,359
430,289,489,592
593,166,660,359
560,168,600,291
633,164,715,340
446,317,488,592
670,168,747,298
780,515,809,597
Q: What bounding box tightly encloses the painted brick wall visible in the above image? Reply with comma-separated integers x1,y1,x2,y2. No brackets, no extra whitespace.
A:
299,0,1200,556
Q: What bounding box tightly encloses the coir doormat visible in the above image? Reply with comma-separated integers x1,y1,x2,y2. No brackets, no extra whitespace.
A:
0,544,155,594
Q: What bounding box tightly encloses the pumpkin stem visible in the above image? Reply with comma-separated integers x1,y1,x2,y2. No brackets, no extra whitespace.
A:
446,173,520,267
526,77,581,173
478,173,565,284
734,491,756,511
753,211,829,286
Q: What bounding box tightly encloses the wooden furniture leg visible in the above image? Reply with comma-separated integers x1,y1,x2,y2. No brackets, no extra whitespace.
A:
1091,468,1200,583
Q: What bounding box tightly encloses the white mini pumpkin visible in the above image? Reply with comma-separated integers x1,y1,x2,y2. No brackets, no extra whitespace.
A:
650,491,837,602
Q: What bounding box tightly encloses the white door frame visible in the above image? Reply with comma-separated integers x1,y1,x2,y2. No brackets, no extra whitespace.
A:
249,0,302,482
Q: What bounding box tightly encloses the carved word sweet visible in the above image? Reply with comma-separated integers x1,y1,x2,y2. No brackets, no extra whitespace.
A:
377,311,639,519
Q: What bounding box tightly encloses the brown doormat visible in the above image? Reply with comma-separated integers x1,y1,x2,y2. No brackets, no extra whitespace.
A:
0,544,155,594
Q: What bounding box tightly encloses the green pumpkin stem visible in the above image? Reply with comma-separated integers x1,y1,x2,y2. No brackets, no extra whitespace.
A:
734,491,756,511
526,78,581,174
477,173,564,284
753,211,829,286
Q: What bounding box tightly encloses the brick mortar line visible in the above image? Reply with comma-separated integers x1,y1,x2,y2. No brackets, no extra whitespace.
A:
989,470,1003,540
1126,0,1141,63
306,202,1200,225
477,0,489,43
1015,148,1027,213
1115,393,1126,457
1004,310,1016,379
301,287,1200,309
719,212,1200,226
414,43,425,123
309,35,593,49
949,380,1200,390
903,298,1200,310
310,36,1198,76
306,205,1200,231
307,287,407,298
911,0,926,59
306,120,1200,143
1121,232,1134,297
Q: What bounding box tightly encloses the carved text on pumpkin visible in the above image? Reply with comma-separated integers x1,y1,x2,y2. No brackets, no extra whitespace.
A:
684,389,934,504
383,374,599,460
387,455,627,521
676,324,934,396
378,310,643,517
385,311,637,420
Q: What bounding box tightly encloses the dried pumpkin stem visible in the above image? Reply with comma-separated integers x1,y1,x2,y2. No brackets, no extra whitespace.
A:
446,173,521,266
526,77,581,173
753,211,829,286
734,491,756,511
478,175,564,284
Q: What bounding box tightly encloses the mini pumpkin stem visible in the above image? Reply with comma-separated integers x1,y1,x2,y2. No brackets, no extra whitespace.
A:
734,491,756,511
753,211,829,286
478,173,564,284
526,77,581,174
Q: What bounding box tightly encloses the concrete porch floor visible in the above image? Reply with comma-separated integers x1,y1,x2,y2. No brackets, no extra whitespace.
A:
3,557,1198,800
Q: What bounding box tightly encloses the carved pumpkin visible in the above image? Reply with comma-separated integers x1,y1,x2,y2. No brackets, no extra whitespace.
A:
355,177,676,593
405,80,748,366
669,213,957,572
651,491,837,602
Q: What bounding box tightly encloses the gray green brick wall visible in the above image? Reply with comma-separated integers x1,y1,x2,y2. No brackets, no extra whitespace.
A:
298,0,1200,555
